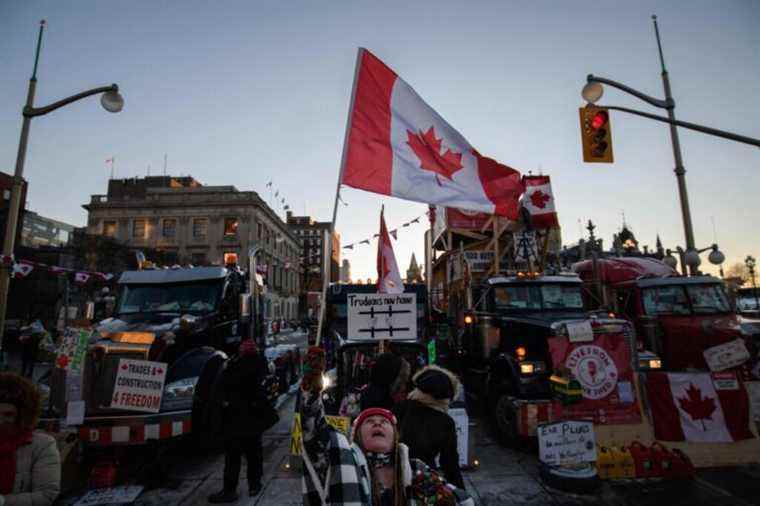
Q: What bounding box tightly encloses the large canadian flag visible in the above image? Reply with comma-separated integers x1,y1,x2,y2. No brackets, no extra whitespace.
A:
377,208,404,294
522,175,559,229
645,372,754,442
341,49,525,219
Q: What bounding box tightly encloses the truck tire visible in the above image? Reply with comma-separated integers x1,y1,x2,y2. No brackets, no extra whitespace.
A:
492,394,519,447
538,462,600,494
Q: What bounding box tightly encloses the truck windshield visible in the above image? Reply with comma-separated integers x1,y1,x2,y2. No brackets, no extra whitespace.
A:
492,283,584,311
642,283,730,315
117,281,222,314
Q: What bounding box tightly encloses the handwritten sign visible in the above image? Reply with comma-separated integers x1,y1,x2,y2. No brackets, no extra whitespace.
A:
347,293,417,341
74,486,143,506
110,359,167,413
703,338,750,372
538,420,596,466
448,408,469,467
56,328,92,373
566,321,594,343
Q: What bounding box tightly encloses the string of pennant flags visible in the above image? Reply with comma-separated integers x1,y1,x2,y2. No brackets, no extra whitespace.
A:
265,180,291,213
341,213,425,251
0,255,115,283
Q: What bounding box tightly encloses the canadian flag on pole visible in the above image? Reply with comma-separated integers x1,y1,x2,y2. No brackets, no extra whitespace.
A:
645,372,754,442
341,49,525,219
522,175,559,229
377,207,404,294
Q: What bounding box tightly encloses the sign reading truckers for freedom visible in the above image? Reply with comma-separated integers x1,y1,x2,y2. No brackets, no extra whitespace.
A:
347,293,417,341
111,359,168,413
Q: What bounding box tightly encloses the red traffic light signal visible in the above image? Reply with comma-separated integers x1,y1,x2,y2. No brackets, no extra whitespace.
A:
580,106,614,163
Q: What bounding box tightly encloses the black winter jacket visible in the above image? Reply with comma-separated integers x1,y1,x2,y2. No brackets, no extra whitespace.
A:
220,353,269,438
393,399,464,489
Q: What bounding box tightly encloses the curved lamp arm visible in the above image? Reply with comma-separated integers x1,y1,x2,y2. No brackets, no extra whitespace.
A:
587,74,671,109
24,84,119,118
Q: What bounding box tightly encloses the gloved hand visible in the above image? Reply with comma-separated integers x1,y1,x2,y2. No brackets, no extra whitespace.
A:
301,346,326,393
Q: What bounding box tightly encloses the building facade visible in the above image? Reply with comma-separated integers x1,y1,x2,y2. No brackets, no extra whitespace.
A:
83,176,301,319
340,259,351,283
406,253,423,283
21,210,76,248
286,212,340,292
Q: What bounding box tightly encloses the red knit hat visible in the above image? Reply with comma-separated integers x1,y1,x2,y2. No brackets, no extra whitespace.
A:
352,407,397,435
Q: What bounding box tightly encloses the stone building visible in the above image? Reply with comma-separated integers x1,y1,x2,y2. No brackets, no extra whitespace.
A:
286,212,340,292
83,176,301,319
406,253,423,283
21,210,75,248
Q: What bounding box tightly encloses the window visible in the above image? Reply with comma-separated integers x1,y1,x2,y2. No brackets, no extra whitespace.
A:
163,219,177,238
133,219,146,238
193,218,208,238
103,220,117,237
257,221,263,239
492,283,584,311
686,284,730,314
224,217,238,236
191,253,206,265
642,286,690,315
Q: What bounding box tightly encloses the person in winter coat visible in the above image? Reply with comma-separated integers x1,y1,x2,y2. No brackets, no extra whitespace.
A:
0,372,60,506
208,338,275,503
300,347,473,506
393,366,464,489
360,353,410,412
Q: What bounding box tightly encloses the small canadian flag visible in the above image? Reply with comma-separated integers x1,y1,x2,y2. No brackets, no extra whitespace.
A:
12,261,34,279
75,272,91,284
522,175,559,229
376,207,404,294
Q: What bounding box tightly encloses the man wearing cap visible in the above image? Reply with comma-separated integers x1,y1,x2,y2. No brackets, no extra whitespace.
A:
393,366,464,489
299,347,473,506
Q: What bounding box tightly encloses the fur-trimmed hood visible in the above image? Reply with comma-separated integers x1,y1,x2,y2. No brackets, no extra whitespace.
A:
407,365,460,412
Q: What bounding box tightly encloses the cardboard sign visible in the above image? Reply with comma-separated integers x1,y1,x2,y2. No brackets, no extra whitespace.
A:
538,420,596,466
290,413,351,456
65,400,85,426
56,328,92,373
110,359,167,413
347,293,417,341
448,407,469,467
513,231,538,263
712,371,739,391
704,339,750,372
566,321,594,343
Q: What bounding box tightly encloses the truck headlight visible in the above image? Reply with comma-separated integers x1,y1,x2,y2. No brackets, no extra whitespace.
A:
519,361,545,375
321,373,332,389
520,363,534,375
164,377,199,400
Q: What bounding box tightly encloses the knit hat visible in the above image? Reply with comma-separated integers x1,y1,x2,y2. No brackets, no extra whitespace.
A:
414,367,455,400
351,407,397,441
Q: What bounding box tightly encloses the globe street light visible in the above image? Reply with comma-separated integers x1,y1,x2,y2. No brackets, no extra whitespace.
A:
0,20,125,366
664,244,724,276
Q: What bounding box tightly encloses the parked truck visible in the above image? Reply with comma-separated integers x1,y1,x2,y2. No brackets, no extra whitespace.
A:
572,256,759,372
40,266,300,448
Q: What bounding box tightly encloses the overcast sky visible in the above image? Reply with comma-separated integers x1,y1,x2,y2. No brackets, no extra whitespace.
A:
1,1,758,279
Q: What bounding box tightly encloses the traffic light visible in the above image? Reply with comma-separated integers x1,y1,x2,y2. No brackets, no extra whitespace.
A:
579,106,614,163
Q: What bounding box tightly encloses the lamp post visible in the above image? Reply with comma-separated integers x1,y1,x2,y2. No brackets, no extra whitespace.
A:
581,16,760,275
663,244,724,276
746,255,758,311
0,20,124,366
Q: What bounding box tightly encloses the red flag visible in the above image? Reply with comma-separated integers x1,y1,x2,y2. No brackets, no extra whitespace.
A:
522,175,559,229
645,372,753,442
377,208,403,294
341,49,525,219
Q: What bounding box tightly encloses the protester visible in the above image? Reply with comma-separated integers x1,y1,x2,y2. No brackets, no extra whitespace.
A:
360,352,410,411
17,321,45,379
300,347,473,506
0,372,60,506
207,338,278,503
393,366,464,489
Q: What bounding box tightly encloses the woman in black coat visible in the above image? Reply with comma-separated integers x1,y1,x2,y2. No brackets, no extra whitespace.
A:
208,339,275,503
393,365,465,489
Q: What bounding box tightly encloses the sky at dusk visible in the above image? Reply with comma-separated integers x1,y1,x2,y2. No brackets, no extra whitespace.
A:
1,1,758,280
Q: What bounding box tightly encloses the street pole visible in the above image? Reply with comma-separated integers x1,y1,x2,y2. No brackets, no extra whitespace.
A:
652,15,697,275
0,21,45,366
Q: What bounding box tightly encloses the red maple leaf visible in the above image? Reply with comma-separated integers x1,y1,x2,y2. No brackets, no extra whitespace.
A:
406,126,463,185
677,383,717,430
530,190,551,209
121,363,129,370
56,355,70,369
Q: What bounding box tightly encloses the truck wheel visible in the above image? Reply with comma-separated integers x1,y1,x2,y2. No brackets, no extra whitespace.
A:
493,394,519,447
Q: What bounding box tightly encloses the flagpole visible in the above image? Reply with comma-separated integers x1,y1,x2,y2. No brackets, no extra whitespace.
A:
316,47,364,347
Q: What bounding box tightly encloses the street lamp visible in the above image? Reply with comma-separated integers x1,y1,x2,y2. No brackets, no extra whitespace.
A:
0,20,124,366
581,15,760,275
746,255,759,311
664,244,724,276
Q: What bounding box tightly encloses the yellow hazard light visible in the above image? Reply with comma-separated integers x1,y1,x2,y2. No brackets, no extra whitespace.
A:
516,346,527,360
108,332,155,344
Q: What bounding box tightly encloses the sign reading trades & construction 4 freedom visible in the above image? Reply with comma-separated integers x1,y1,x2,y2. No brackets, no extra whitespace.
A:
111,359,168,413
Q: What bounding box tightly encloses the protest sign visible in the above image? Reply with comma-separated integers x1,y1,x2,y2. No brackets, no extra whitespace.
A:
347,293,417,341
538,420,596,466
110,359,167,413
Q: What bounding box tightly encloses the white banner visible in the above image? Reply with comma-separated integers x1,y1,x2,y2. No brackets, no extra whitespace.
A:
347,293,417,341
111,359,167,413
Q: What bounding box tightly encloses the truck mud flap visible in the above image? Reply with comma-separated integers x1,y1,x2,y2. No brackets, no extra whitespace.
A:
76,413,192,446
